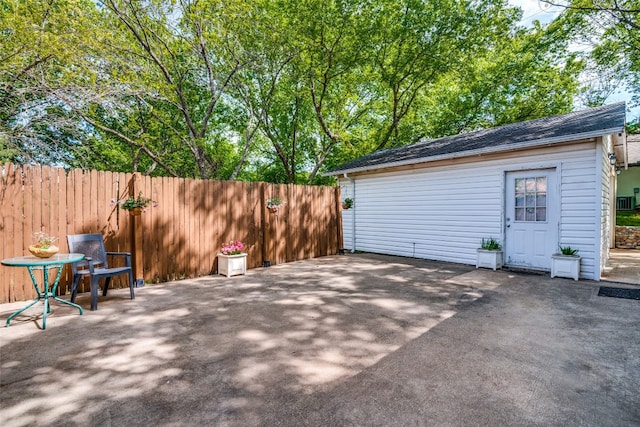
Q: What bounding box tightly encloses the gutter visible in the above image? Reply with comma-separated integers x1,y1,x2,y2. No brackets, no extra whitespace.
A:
326,127,625,176
343,173,355,253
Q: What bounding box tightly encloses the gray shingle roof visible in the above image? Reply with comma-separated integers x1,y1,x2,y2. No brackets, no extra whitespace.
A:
327,102,627,175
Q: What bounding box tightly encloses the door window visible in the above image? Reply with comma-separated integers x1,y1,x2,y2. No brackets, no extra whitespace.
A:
514,177,546,222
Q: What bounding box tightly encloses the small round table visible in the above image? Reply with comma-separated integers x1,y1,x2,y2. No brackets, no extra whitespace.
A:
2,253,85,330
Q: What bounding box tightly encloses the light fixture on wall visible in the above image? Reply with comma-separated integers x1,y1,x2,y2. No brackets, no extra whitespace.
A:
608,152,617,165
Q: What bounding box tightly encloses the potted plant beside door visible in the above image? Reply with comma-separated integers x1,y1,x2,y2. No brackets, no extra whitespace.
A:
476,237,503,270
551,246,580,281
217,240,247,277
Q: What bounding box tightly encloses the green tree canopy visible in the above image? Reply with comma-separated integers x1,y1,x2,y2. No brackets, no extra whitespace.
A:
0,0,593,183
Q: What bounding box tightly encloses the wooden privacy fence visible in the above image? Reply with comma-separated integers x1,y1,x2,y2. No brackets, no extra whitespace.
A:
0,163,343,303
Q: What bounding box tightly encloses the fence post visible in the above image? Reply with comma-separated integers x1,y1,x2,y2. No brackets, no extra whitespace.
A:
335,186,343,253
129,173,145,287
261,183,270,267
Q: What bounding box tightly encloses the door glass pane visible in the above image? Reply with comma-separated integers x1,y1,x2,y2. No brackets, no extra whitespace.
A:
526,178,536,192
536,177,547,192
514,176,547,222
536,194,546,207
526,207,535,221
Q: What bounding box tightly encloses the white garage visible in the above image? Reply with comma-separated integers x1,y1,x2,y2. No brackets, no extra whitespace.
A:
328,103,628,280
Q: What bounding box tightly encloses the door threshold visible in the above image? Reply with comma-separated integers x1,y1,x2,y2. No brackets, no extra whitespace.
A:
503,265,550,276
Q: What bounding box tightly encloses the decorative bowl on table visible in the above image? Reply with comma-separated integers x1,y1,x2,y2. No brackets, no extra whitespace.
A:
28,245,59,258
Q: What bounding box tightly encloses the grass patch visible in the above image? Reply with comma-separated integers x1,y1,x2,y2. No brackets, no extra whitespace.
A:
617,210,640,226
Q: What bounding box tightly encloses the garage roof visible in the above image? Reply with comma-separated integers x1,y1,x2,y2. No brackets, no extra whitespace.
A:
327,102,627,176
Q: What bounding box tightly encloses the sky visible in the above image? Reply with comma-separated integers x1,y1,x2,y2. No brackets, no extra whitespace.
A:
509,0,563,26
508,0,639,122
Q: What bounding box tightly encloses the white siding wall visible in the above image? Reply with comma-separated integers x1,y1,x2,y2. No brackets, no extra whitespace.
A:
342,209,354,250
597,136,615,279
341,142,603,279
558,145,601,279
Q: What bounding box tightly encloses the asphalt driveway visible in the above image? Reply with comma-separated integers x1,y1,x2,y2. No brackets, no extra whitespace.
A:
1,253,639,426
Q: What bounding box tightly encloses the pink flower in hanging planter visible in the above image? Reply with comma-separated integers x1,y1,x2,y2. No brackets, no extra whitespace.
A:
221,240,245,255
266,197,283,212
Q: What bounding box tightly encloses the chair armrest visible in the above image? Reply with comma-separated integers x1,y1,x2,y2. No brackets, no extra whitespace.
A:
106,251,131,267
84,256,96,274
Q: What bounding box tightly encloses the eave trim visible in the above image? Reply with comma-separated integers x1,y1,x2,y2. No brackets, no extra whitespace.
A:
326,127,624,176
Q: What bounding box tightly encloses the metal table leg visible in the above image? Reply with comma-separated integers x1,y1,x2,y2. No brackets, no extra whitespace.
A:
6,264,83,330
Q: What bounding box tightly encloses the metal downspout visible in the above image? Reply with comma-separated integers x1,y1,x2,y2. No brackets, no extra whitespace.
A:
343,173,355,253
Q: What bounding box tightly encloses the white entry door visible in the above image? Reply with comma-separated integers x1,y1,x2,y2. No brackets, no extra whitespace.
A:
505,169,558,270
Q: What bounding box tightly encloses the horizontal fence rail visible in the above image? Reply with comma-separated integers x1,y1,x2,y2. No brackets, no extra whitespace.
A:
0,164,343,303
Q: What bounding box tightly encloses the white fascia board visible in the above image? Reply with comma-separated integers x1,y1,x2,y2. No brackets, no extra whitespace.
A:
326,128,623,176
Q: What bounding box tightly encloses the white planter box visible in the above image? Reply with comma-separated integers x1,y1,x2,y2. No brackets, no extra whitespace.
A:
551,254,581,281
217,253,247,277
476,249,503,271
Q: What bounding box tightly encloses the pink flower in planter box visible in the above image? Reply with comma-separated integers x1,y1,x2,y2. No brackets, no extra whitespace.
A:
221,241,245,255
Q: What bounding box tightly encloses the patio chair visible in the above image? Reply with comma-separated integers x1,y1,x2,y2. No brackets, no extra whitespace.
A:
66,234,135,311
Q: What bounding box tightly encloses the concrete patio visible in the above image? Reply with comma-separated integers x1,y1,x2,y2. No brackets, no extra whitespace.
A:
1,253,639,426
603,248,640,285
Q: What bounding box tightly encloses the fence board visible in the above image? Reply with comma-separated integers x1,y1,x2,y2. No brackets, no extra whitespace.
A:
252,182,262,268
149,175,159,282
141,174,152,283
0,164,340,303
0,164,7,301
2,165,18,302
79,169,89,232
46,165,60,294
211,180,222,273
41,166,52,239
21,165,37,300
58,166,72,294
63,168,75,295
196,179,204,276
9,164,25,301
168,176,179,280
15,163,27,301
205,179,215,274
162,176,173,281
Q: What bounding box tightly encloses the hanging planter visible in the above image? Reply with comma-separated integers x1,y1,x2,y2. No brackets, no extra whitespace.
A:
266,197,283,214
342,198,353,210
112,191,156,216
